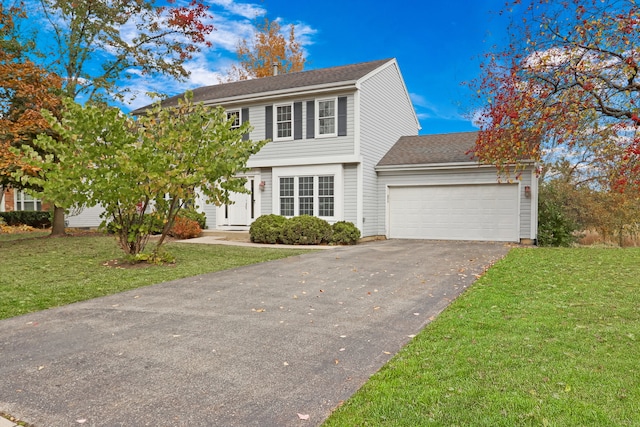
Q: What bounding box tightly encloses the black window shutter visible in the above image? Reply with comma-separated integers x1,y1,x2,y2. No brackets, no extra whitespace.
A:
306,101,315,139
338,97,347,136
265,106,273,140
241,108,249,141
293,102,302,140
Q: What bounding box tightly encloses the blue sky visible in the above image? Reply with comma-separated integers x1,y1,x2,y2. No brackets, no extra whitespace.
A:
99,0,515,135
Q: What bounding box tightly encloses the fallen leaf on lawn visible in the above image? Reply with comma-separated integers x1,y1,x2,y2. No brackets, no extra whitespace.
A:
297,413,310,420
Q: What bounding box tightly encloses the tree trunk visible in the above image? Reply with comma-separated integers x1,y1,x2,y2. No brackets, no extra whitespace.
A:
50,205,67,236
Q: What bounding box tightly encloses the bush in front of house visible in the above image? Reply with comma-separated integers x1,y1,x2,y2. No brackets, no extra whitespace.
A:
280,215,333,245
179,208,207,230
250,214,287,244
0,211,51,228
330,221,360,245
169,216,202,239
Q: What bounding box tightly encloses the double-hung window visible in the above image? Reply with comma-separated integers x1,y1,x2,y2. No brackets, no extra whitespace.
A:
275,103,293,140
316,98,336,137
278,176,335,218
226,109,241,129
15,190,41,211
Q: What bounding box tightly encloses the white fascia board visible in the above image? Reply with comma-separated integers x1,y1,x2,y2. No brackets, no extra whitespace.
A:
247,155,362,169
375,160,536,173
375,162,488,172
201,82,358,108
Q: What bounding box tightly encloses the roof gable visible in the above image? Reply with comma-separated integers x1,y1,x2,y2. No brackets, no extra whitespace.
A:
132,58,393,114
377,132,479,167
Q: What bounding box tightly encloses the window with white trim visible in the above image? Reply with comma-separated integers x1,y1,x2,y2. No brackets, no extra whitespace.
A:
316,98,336,137
279,177,295,216
278,176,334,218
15,190,41,211
275,103,293,140
226,109,240,129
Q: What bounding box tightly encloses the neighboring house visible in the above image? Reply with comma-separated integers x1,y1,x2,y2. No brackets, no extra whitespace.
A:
1,188,43,212
66,58,538,243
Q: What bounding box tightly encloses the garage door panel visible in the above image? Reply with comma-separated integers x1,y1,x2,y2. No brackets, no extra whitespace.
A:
389,184,518,242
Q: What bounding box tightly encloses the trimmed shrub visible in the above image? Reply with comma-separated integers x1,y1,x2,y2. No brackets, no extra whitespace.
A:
330,221,360,245
169,216,202,239
250,214,287,244
0,211,51,228
280,215,332,245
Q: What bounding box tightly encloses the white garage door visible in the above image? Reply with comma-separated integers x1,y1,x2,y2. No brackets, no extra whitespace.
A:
388,184,519,242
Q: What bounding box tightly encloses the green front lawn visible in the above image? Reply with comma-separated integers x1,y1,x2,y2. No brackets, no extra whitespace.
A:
0,232,308,320
324,248,640,426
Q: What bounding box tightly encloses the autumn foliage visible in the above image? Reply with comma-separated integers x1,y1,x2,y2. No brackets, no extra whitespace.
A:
0,4,62,188
472,0,640,192
227,17,305,80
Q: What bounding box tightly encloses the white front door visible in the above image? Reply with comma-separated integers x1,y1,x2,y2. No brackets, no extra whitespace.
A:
227,190,250,226
218,176,259,227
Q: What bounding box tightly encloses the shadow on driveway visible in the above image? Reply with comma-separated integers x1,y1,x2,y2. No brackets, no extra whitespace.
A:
0,240,511,426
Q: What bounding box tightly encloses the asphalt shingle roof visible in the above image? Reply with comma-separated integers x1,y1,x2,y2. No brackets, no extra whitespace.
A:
377,132,479,167
132,58,393,114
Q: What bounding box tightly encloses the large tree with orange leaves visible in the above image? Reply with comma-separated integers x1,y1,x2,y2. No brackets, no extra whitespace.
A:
472,0,640,193
0,3,62,191
227,17,305,80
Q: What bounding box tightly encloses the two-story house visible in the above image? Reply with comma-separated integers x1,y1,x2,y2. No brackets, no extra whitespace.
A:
65,58,538,243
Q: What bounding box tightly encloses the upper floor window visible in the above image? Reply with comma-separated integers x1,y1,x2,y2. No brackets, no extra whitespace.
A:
275,103,293,140
316,98,336,137
226,109,241,129
15,190,41,211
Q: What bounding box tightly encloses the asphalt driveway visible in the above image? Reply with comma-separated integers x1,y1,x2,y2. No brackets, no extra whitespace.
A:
0,239,511,427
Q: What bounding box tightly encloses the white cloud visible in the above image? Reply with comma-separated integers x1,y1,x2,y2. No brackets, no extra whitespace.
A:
207,0,266,19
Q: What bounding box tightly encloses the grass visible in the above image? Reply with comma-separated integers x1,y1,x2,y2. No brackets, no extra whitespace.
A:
324,248,640,426
0,232,308,320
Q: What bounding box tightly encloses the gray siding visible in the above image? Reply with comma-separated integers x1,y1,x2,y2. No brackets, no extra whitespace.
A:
359,63,420,236
245,94,356,164
377,166,536,240
66,205,104,228
198,193,218,230
343,164,358,225
260,168,273,214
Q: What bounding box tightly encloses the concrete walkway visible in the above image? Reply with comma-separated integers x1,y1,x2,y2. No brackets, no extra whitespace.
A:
0,240,511,426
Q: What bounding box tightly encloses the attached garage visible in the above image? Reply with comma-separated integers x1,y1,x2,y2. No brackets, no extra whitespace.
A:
388,183,519,241
376,132,538,243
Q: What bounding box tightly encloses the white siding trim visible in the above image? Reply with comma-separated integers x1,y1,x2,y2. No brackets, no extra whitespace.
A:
247,155,361,168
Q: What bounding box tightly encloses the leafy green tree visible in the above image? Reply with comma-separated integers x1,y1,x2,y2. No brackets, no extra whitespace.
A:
18,93,267,259
9,0,214,235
